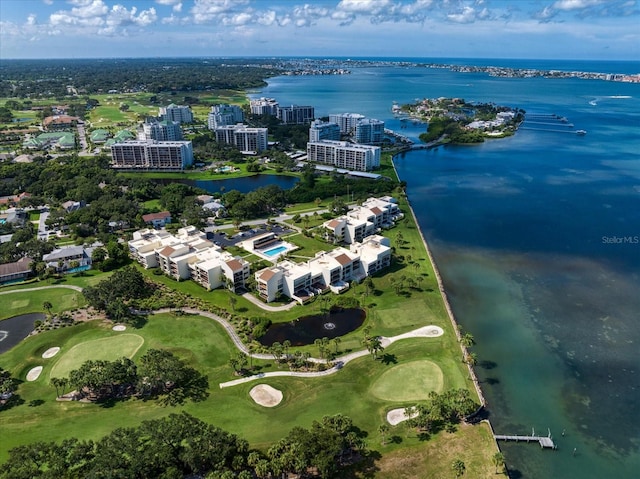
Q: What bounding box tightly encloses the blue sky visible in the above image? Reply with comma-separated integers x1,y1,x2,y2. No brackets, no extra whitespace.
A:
1,0,638,60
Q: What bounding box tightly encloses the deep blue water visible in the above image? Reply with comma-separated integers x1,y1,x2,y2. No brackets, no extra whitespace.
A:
252,62,640,478
155,174,298,194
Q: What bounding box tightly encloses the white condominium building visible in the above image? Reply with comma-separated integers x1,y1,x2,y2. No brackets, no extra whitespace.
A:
255,235,391,303
128,227,250,292
322,196,402,244
276,105,315,124
329,113,365,134
110,140,194,170
159,104,193,124
215,124,268,153
306,140,381,172
355,118,385,144
208,104,244,129
142,119,183,141
250,97,279,116
309,119,341,142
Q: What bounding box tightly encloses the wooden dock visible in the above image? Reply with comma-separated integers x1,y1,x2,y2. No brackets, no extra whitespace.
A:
494,429,557,450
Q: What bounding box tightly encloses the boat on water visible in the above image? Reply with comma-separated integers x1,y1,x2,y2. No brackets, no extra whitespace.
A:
576,129,587,135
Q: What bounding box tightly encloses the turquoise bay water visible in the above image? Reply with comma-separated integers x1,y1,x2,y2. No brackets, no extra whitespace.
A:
253,60,640,478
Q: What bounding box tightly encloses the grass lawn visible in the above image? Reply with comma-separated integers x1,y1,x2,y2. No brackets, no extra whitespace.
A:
0,287,85,320
369,360,444,401
0,314,495,478
49,334,145,379
0,167,496,476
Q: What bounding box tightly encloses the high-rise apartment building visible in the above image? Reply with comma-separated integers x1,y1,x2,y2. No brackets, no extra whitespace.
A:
111,140,194,170
207,104,244,129
142,119,183,141
355,118,385,144
159,104,193,124
250,97,279,116
306,140,381,172
214,124,268,153
309,119,341,142
276,105,315,124
329,113,365,135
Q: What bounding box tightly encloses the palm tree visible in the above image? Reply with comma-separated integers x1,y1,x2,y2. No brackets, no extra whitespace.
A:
51,377,63,398
379,424,390,445
492,452,506,474
452,459,466,477
466,352,478,368
460,332,475,348
282,340,291,360
333,337,341,354
42,301,53,318
228,293,237,313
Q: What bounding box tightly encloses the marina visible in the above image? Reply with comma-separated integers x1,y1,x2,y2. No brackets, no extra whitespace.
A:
521,113,586,135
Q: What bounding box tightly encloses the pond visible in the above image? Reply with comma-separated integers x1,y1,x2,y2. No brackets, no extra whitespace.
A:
0,313,44,354
155,174,299,194
259,307,365,347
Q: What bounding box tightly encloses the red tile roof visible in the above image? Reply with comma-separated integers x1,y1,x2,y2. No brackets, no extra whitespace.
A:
142,211,171,222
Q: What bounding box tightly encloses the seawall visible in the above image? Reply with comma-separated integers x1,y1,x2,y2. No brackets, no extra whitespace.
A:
389,154,487,408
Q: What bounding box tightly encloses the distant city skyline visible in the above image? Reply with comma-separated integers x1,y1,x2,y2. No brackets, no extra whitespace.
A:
1,0,638,61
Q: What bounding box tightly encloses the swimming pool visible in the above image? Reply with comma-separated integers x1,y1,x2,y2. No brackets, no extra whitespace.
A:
263,245,288,257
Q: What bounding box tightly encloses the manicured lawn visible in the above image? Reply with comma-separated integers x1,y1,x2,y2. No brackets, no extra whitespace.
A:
49,334,145,379
0,171,496,476
370,360,444,401
0,287,85,320
0,314,489,475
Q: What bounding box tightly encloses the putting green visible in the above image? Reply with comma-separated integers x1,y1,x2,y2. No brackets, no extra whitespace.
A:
370,360,444,402
49,334,144,380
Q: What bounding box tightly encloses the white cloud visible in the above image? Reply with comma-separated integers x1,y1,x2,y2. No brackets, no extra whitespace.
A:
336,0,392,14
155,0,181,5
190,0,249,24
256,10,277,26
173,3,182,13
27,14,37,26
447,6,477,23
553,0,604,10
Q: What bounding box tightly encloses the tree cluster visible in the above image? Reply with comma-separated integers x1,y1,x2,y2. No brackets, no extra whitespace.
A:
2,412,368,479
52,348,208,406
222,184,287,220
82,266,154,324
1,413,245,479
0,58,279,98
404,389,479,437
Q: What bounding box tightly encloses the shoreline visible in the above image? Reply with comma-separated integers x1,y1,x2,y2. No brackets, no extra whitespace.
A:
389,153,487,409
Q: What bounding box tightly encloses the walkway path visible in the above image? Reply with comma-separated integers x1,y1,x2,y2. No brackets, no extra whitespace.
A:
218,325,444,389
240,293,298,312
1,286,445,393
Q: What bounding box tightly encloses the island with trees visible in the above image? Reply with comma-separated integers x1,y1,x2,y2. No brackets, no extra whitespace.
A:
397,97,525,146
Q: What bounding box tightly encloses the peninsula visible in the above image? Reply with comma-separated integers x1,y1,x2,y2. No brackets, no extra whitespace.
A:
397,97,525,145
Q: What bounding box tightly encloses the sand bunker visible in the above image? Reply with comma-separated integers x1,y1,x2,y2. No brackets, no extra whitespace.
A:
112,325,126,331
386,407,419,425
26,366,43,382
249,384,283,407
42,347,60,359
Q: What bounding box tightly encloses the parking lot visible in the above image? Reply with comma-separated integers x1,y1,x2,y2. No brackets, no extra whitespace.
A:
206,224,293,249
